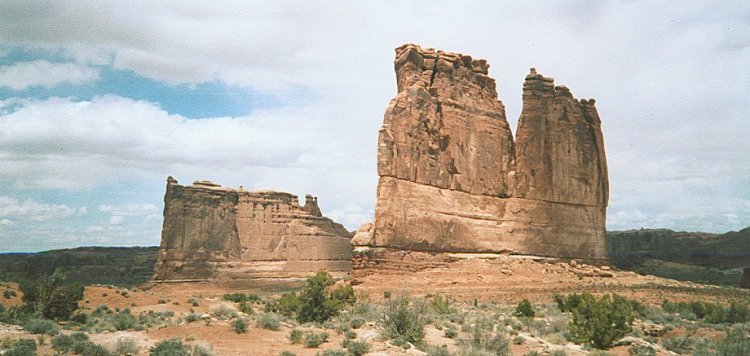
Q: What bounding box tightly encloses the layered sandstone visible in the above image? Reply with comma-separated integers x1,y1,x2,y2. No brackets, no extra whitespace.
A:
153,177,352,282
357,44,609,272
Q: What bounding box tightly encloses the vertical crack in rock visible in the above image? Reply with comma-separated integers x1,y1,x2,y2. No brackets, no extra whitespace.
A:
360,44,609,271
153,178,352,283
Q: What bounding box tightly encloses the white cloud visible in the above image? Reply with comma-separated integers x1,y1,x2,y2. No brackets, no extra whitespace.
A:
0,60,100,90
98,204,157,217
0,0,748,246
0,195,77,221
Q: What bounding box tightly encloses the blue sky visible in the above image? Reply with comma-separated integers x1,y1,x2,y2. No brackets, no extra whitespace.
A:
1,1,749,252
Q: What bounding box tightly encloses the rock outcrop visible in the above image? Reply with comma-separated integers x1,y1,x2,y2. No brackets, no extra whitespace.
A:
153,177,352,282
356,44,609,273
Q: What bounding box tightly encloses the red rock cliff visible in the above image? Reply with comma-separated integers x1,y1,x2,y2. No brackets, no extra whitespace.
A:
361,44,608,262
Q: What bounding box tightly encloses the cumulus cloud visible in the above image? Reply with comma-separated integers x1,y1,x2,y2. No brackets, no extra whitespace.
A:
0,195,79,221
0,60,100,90
0,0,748,248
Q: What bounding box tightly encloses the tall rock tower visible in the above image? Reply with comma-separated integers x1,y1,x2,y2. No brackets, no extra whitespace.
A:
353,44,608,273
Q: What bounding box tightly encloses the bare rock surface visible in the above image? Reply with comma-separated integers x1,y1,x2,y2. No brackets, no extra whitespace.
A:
360,44,609,272
153,177,352,283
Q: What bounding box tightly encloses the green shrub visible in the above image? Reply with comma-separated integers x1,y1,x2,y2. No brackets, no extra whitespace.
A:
187,298,200,307
288,329,303,344
238,301,254,315
257,313,281,330
429,294,456,315
157,300,167,304
113,310,137,331
3,290,16,299
4,339,37,356
222,293,260,303
568,293,635,349
627,344,655,355
115,338,139,355
52,334,75,352
344,331,357,339
23,318,59,335
296,272,354,323
514,299,535,318
185,313,199,323
444,328,457,338
350,316,366,329
426,345,451,356
319,350,347,356
20,269,84,320
149,337,190,356
79,341,112,356
231,318,248,333
380,294,425,345
210,303,238,320
279,352,296,356
303,331,329,348
342,339,370,356
71,312,88,324
716,324,750,356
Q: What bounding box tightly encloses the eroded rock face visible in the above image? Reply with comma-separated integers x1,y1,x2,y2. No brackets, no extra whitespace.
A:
153,177,352,282
361,44,609,268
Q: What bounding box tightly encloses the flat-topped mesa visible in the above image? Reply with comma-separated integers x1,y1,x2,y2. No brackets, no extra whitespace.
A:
357,45,609,274
153,177,352,283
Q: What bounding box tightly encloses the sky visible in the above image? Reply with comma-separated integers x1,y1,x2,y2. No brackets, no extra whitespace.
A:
0,1,748,252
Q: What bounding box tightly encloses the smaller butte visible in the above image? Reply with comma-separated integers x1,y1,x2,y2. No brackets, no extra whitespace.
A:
152,177,352,284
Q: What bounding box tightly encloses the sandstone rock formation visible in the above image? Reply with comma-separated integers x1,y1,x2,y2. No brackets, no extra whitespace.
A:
356,44,609,273
153,177,352,282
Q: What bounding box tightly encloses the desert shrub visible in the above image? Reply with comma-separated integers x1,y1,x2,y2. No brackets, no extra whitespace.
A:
187,298,200,307
222,293,261,303
319,350,347,356
149,337,190,356
3,289,16,299
210,303,238,320
342,339,370,356
113,310,137,330
555,293,584,313
727,301,749,323
79,341,112,356
52,334,75,352
627,344,655,355
185,313,200,323
716,324,750,356
514,299,535,318
238,301,254,314
296,272,355,323
430,294,457,315
427,345,452,356
279,352,296,356
192,342,213,356
661,299,748,324
380,294,425,345
288,329,303,344
660,336,704,354
461,317,509,355
71,312,88,324
157,299,166,304
568,293,635,349
231,318,248,333
20,270,84,320
350,316,366,329
4,339,37,356
23,318,59,335
303,331,329,348
344,330,357,339
257,313,281,330
444,327,458,338
115,337,139,355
